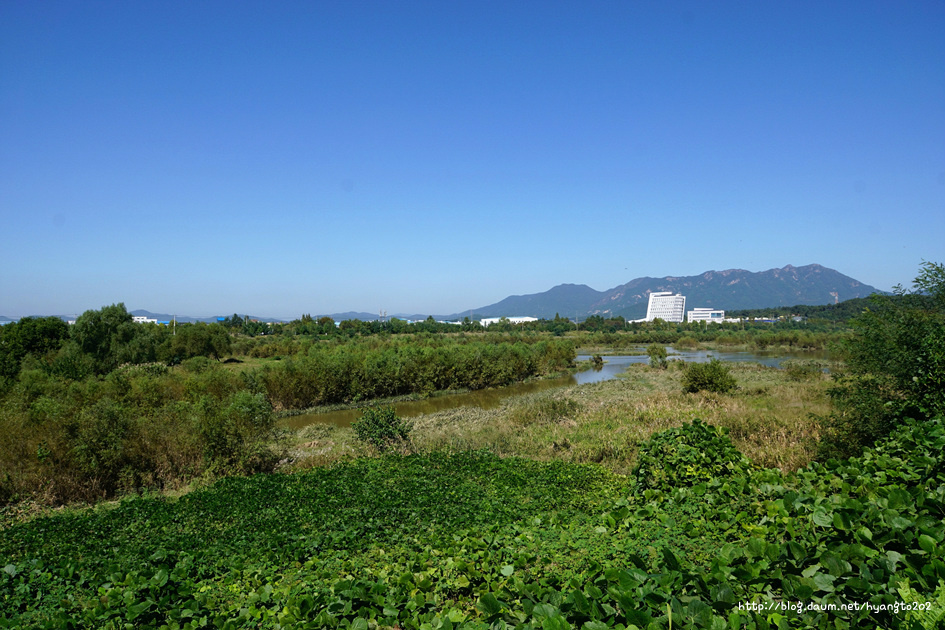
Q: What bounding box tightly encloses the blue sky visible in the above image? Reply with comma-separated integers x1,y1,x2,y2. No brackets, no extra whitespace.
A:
2,1,943,319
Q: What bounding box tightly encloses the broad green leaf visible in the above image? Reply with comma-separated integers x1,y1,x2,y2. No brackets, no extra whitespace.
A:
533,603,559,619
477,593,502,617
812,508,833,527
542,616,570,630
919,534,937,554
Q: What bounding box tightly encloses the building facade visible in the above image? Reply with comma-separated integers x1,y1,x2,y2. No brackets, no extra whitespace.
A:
687,308,725,323
645,292,686,323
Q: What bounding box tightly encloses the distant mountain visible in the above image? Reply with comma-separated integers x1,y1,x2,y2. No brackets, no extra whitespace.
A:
452,284,606,320
452,264,881,320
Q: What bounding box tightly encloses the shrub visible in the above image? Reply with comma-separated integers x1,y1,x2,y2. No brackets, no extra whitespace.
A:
181,356,215,374
631,419,751,492
681,359,736,393
195,391,279,475
646,344,668,369
352,406,411,453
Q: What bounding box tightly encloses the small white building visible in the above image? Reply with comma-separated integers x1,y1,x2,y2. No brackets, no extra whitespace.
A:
132,316,158,324
687,308,725,323
479,316,539,327
645,292,686,323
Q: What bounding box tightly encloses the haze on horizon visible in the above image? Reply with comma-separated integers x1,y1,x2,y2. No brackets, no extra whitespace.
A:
2,2,943,320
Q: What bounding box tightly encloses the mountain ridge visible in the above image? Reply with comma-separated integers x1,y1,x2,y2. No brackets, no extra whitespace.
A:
450,264,881,320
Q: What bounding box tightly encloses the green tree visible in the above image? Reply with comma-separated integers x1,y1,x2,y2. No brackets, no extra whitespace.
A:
580,315,605,332
70,303,137,373
0,317,70,385
160,323,231,364
821,261,945,457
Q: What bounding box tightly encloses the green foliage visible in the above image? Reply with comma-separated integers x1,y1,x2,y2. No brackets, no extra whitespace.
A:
674,335,699,350
194,391,280,474
0,332,577,505
68,397,135,496
259,336,576,410
352,405,411,452
631,419,752,492
70,303,138,373
681,359,737,393
159,322,231,364
3,420,945,629
646,344,668,369
0,453,622,628
180,355,215,374
0,316,70,387
821,261,945,457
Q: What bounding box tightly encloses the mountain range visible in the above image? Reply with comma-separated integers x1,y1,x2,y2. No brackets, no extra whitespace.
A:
1,264,881,324
448,264,881,321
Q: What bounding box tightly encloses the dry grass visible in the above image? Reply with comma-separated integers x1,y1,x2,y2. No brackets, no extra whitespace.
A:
284,361,831,475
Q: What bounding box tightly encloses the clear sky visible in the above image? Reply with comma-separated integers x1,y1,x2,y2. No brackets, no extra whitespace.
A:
2,1,943,319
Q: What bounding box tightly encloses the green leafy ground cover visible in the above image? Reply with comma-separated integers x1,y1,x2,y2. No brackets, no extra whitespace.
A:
3,417,944,629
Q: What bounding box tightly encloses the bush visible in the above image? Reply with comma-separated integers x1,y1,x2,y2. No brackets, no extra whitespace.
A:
194,391,280,475
352,406,411,453
181,356,215,374
631,419,751,492
681,359,737,393
646,344,668,369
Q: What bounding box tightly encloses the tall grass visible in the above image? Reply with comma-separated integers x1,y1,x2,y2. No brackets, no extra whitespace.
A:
338,362,829,474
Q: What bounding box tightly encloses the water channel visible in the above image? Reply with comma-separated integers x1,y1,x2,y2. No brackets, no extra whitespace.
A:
281,348,829,430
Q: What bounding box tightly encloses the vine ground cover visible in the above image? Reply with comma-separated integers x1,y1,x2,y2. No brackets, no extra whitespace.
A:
3,416,944,629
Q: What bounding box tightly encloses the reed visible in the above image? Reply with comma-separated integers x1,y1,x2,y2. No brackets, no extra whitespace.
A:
287,361,830,474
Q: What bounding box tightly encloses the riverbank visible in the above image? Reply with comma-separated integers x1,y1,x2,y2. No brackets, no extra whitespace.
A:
283,361,830,474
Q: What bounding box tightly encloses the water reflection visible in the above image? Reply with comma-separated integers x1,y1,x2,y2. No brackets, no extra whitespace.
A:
282,348,828,429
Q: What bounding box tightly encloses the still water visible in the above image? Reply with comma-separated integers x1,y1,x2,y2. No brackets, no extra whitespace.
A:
281,348,828,429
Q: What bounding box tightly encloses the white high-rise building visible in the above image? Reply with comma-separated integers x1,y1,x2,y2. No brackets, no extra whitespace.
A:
645,292,686,323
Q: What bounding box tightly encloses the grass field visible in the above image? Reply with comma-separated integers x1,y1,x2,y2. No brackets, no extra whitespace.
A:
286,361,830,474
